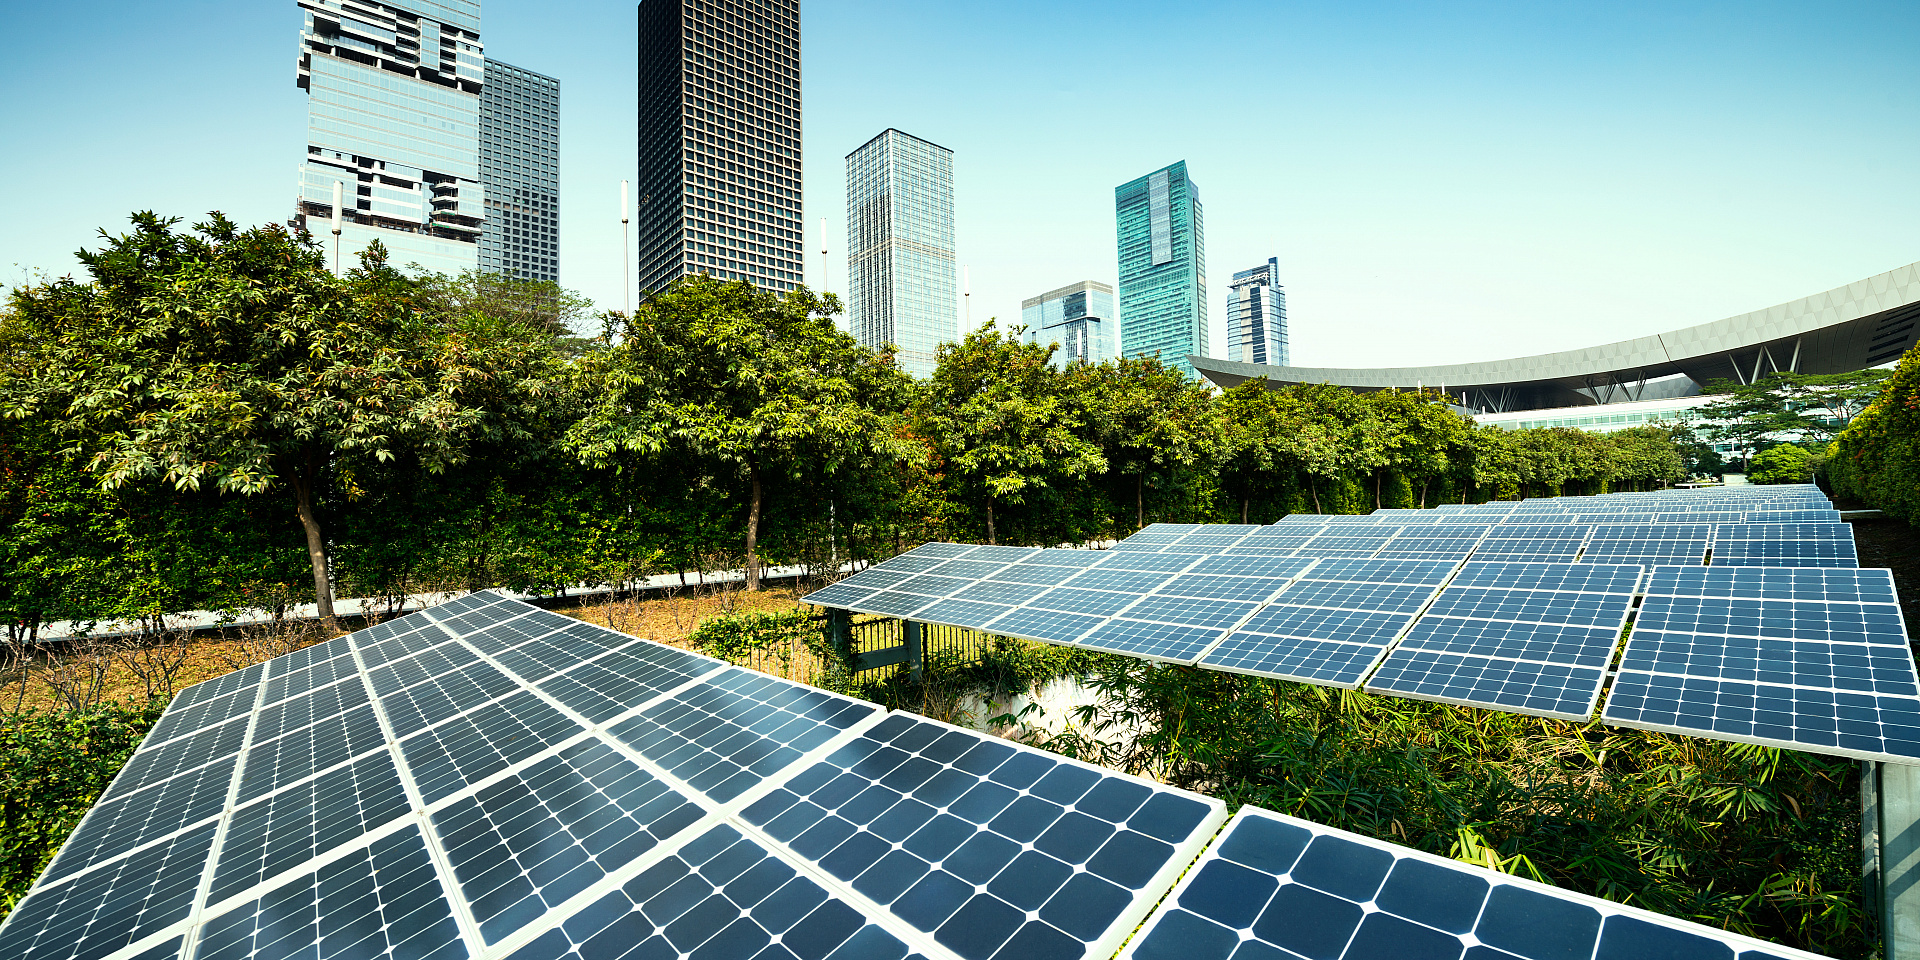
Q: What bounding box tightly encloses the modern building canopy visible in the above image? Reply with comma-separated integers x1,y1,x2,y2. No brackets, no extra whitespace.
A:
1192,260,1920,412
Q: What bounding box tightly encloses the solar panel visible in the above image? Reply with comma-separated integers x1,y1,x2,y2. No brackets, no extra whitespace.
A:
1580,523,1712,566
1121,806,1830,960
1604,566,1920,763
1199,558,1459,687
1472,523,1592,562
740,712,1227,960
1067,556,1317,664
1367,562,1642,720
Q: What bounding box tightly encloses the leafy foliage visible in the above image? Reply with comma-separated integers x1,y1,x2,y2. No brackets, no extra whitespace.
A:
1828,342,1920,521
0,703,164,919
1750,444,1817,485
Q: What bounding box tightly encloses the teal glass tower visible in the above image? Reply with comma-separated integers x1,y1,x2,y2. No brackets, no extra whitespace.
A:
1115,161,1206,378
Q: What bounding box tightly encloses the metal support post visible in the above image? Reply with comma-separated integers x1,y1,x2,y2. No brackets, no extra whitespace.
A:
903,620,924,686
827,608,852,661
1878,759,1920,959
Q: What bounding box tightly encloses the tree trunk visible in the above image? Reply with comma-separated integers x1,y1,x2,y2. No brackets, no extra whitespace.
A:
1374,472,1382,510
1136,474,1145,531
745,461,763,591
985,494,996,545
1419,477,1430,509
1308,477,1323,514
290,452,336,633
1242,497,1249,524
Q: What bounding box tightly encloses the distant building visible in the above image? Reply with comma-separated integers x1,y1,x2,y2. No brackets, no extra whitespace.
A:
1022,281,1115,367
846,129,956,377
1226,258,1288,366
293,0,487,274
479,59,559,283
635,0,803,296
1115,160,1207,378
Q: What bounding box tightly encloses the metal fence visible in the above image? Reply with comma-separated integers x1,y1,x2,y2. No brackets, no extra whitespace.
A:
845,615,997,670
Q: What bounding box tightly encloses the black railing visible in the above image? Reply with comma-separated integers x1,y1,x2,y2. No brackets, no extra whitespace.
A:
845,615,996,669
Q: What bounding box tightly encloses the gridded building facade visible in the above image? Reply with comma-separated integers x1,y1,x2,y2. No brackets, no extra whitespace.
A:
1115,160,1207,379
1226,257,1288,366
295,0,487,274
1021,280,1115,368
479,59,559,282
635,0,803,297
846,129,956,377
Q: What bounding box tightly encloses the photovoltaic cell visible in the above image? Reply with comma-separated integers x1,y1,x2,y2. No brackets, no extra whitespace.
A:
208,750,411,904
1201,559,1458,686
1580,523,1712,566
0,822,216,960
40,756,237,885
1367,562,1641,720
503,823,929,960
1605,566,1920,763
1122,806,1828,960
1471,523,1592,562
607,668,881,804
740,713,1226,960
194,825,468,960
399,691,583,806
434,739,708,945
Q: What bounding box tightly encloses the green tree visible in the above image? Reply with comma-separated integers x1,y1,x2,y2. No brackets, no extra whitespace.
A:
0,213,558,629
1748,444,1816,485
917,325,1105,544
569,276,917,588
1074,356,1220,532
1693,369,1890,467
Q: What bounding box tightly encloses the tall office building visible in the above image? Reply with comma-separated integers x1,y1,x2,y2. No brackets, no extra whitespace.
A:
294,0,487,274
1115,161,1207,378
846,129,956,377
1226,257,1289,366
634,0,803,297
1021,281,1115,368
479,59,560,282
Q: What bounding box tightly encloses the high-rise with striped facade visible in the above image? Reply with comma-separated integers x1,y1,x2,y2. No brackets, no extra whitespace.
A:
478,59,560,282
294,0,488,274
634,0,804,297
1115,160,1207,378
846,129,956,377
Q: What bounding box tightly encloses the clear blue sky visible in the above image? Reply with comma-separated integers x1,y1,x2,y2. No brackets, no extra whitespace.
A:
2,1,1915,366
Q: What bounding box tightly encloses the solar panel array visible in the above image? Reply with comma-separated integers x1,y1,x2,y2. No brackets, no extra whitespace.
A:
6,593,1835,960
802,484,1920,767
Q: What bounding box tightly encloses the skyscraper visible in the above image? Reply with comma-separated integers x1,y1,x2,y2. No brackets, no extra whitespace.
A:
294,0,487,274
634,0,803,297
1226,257,1289,366
846,129,956,377
1115,161,1207,378
1021,281,1115,368
479,59,560,283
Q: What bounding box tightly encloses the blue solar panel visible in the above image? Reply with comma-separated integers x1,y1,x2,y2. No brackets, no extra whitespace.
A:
1605,566,1920,763
1580,523,1712,566
1123,806,1833,960
1199,559,1459,686
741,713,1227,960
1367,562,1641,720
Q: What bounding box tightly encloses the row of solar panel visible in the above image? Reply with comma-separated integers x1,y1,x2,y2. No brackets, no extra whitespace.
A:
0,593,1831,960
1113,519,1858,567
806,543,1920,764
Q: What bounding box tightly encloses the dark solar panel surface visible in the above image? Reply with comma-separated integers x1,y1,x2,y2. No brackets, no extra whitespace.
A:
1121,807,1830,960
1367,562,1641,720
1605,567,1920,763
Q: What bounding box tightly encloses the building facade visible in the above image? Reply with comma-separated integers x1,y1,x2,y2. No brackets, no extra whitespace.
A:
294,0,487,275
478,59,559,283
1226,257,1288,366
1115,161,1207,378
1021,281,1115,367
635,0,803,297
846,129,956,377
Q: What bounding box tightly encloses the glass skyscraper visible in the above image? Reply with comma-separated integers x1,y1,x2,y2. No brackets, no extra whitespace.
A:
634,0,803,297
1021,281,1115,368
1226,257,1289,366
1115,161,1207,378
479,58,560,283
294,0,487,275
846,129,956,378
